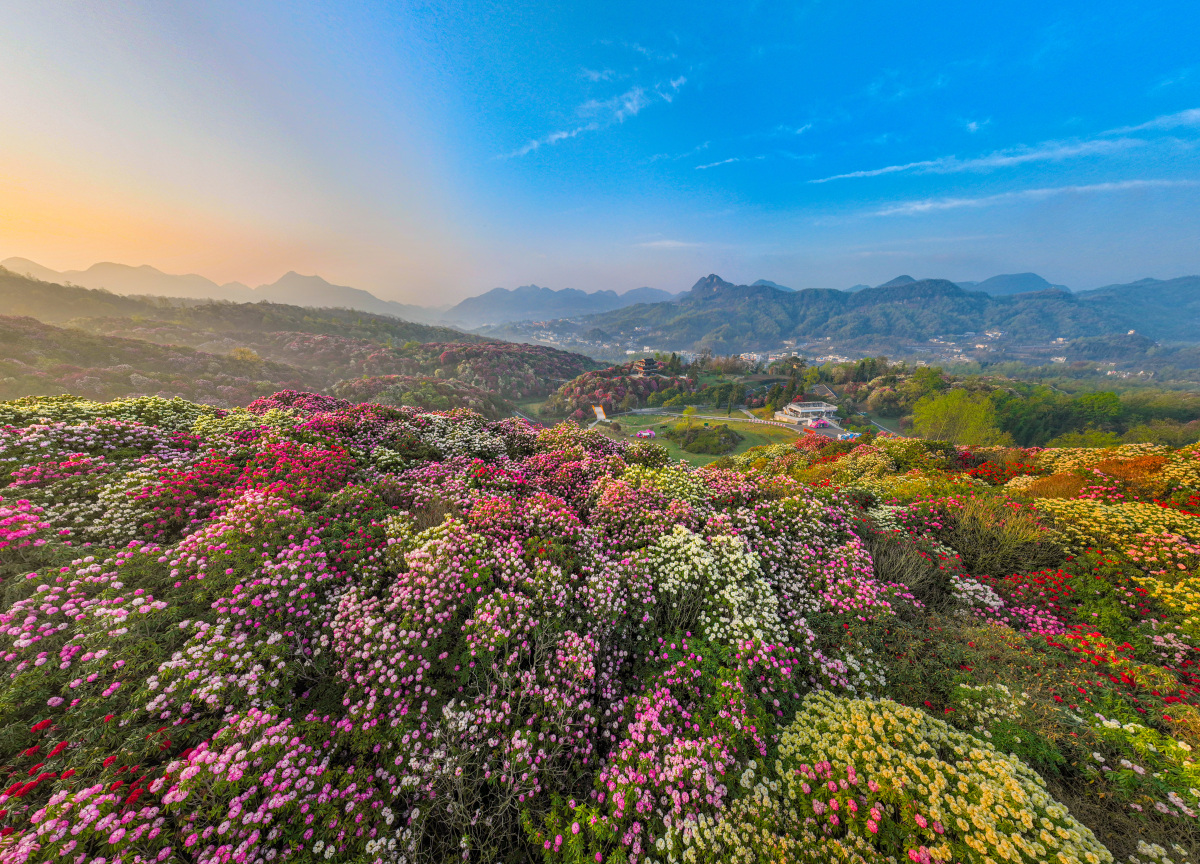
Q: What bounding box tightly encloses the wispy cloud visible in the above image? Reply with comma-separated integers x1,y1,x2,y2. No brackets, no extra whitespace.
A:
657,76,688,103
580,67,616,82
647,141,710,163
865,68,949,103
809,138,1143,183
578,85,653,123
811,158,938,182
696,154,767,170
696,157,740,170
739,123,815,143
808,108,1200,185
500,124,598,159
628,42,677,62
964,118,991,133
499,78,688,160
1104,107,1200,135
636,239,701,248
1151,69,1195,92
873,179,1197,217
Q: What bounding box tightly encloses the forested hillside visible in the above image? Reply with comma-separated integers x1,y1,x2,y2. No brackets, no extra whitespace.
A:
0,267,479,345
0,269,600,409
0,316,317,404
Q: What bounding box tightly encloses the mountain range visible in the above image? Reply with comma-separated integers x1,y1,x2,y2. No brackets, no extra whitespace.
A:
442,284,678,328
5,252,1199,360
480,273,1200,353
851,273,1068,294
0,258,678,329
4,256,1086,333
0,258,436,322
0,266,480,346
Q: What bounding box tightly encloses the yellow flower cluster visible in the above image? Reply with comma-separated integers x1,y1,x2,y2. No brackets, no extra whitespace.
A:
1035,443,1169,474
1005,474,1038,491
832,447,897,483
1161,445,1200,491
1133,576,1200,634
650,693,1111,864
1036,499,1200,551
874,438,952,471
846,470,986,502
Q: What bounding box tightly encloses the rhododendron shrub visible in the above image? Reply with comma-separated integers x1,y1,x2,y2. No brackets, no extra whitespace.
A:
0,391,1173,864
648,693,1113,864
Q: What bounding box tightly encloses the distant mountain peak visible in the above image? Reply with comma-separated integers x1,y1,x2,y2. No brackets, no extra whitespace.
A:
269,271,326,285
443,283,675,328
689,274,738,294
875,275,916,288
970,273,1069,296
620,285,679,304
751,279,795,292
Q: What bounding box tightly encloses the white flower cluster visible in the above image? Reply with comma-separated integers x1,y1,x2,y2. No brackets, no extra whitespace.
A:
79,463,166,546
370,446,410,473
414,412,507,460
835,644,889,696
643,525,785,645
952,682,1028,739
952,575,1006,611
1129,840,1193,864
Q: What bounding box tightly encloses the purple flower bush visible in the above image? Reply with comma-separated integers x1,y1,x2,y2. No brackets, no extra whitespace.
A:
0,391,1134,864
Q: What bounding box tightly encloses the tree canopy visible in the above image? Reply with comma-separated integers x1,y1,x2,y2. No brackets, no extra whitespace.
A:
911,388,1011,445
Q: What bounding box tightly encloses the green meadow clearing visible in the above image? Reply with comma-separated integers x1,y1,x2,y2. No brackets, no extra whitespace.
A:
594,412,800,465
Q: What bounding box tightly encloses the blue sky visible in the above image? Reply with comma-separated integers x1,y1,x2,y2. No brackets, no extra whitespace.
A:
2,0,1199,302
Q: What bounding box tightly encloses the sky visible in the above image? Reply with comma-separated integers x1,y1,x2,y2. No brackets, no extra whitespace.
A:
2,0,1199,303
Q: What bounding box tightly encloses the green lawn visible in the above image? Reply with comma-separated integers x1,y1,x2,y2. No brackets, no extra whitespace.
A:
862,412,903,434
514,396,548,417
598,413,798,466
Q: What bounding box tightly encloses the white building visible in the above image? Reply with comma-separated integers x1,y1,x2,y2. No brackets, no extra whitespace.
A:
774,401,839,425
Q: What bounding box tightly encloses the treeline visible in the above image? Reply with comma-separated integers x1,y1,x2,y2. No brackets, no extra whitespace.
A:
804,355,1200,447
990,386,1200,447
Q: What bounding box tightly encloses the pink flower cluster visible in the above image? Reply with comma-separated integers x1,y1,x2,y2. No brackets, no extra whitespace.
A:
0,496,55,554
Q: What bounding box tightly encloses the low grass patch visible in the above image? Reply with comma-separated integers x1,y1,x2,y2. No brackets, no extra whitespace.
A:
599,413,797,465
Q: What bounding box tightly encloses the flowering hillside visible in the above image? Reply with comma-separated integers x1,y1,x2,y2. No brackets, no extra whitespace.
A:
2,393,1200,864
241,337,597,402
544,363,695,421
70,325,598,403
330,376,513,420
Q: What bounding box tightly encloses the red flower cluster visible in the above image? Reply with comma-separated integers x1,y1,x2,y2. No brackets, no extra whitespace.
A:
964,460,1039,486
987,568,1076,615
